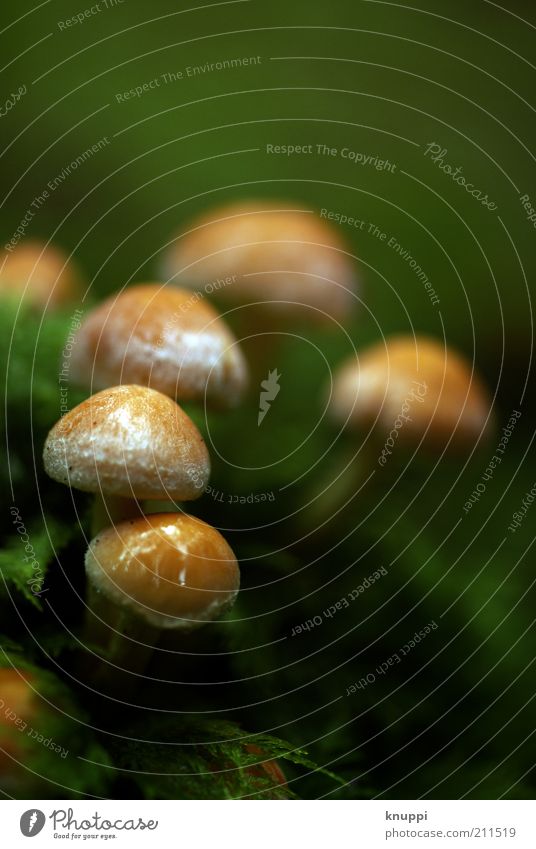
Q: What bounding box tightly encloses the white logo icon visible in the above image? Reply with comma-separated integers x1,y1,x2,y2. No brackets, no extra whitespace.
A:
258,369,281,426
20,809,46,837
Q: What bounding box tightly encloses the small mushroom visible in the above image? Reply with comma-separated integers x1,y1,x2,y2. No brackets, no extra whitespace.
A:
69,283,248,408
86,512,240,630
161,201,359,382
83,513,240,688
0,669,56,794
0,240,83,311
43,384,210,531
160,200,359,324
302,335,493,536
330,335,493,452
0,669,38,791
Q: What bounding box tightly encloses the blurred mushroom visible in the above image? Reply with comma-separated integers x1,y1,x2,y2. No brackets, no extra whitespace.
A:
301,335,493,537
83,513,240,688
330,335,493,453
0,240,83,311
160,201,359,378
160,200,358,322
0,669,42,794
43,384,210,531
69,283,248,409
0,668,62,795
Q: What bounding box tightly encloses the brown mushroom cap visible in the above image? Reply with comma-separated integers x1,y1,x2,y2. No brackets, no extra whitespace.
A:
0,241,83,309
0,670,38,767
0,670,36,724
43,385,210,500
160,201,358,322
330,335,493,450
69,283,248,407
85,513,240,629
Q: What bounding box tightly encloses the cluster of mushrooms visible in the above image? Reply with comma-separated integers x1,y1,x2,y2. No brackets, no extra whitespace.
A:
3,202,492,694
42,283,249,676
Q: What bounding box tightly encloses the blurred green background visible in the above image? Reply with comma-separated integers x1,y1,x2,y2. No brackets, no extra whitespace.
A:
1,0,535,800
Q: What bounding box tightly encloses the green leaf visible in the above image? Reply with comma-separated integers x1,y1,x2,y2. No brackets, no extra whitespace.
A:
109,716,343,800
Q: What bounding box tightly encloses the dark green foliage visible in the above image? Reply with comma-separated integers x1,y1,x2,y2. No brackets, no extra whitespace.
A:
109,716,343,800
0,301,85,506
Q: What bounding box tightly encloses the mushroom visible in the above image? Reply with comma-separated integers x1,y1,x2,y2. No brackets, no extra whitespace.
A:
330,335,493,453
83,513,240,687
69,283,248,409
160,201,358,322
159,201,360,378
302,335,493,535
0,669,40,792
43,384,210,531
0,240,83,311
0,658,64,799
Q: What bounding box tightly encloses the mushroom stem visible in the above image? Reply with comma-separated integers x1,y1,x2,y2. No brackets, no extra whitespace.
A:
80,585,159,699
231,308,285,388
91,493,141,536
296,443,377,541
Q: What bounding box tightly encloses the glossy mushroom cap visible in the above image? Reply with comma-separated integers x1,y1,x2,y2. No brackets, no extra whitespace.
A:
69,283,248,408
330,335,493,450
43,385,210,500
0,241,83,310
85,513,240,629
160,201,358,322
